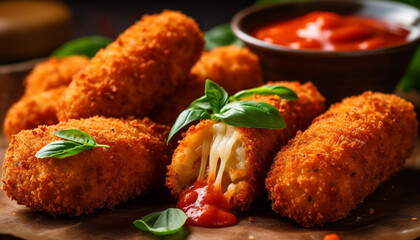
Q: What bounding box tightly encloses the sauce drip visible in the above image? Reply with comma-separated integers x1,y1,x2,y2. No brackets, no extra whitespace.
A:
176,180,237,228
252,11,410,51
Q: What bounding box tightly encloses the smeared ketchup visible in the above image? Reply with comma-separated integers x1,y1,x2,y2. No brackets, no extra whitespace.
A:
252,11,410,51
176,180,237,228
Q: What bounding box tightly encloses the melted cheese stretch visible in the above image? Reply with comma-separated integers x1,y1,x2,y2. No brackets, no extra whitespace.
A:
196,122,241,197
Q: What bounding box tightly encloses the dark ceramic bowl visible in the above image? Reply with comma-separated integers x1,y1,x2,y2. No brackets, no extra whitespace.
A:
231,0,420,104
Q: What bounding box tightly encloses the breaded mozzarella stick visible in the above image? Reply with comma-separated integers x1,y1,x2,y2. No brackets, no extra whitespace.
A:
266,92,417,227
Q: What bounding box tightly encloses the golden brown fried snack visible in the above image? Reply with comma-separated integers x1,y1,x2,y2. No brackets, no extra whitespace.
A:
266,92,418,227
57,10,204,121
3,87,66,140
2,116,171,216
24,56,89,95
150,45,263,126
166,81,325,211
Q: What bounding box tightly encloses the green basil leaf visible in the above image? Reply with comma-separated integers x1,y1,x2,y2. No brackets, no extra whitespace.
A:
35,141,94,159
205,80,228,113
133,208,187,236
167,108,211,144
51,35,113,58
204,23,244,50
399,46,420,92
35,129,110,159
54,129,97,145
189,95,211,110
391,0,420,9
214,101,286,129
230,85,298,102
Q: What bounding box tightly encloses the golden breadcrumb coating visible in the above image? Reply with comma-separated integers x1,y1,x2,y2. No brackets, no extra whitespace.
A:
3,87,66,140
190,45,263,94
167,81,325,211
266,92,418,227
57,10,204,121
1,116,171,216
150,45,263,126
24,56,89,95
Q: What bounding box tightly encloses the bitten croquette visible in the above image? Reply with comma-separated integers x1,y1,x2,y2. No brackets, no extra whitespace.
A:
2,116,172,216
166,81,325,211
266,92,418,227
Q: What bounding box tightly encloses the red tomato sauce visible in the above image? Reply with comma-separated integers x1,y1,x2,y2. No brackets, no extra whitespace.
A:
251,11,410,51
176,180,237,228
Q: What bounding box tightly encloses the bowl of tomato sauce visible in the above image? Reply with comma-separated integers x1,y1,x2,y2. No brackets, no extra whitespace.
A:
231,0,420,104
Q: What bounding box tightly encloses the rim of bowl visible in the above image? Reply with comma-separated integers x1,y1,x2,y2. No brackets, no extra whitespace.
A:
231,0,420,57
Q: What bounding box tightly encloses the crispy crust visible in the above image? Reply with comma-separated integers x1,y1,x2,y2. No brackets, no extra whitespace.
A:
150,45,263,126
1,116,171,216
24,56,89,95
57,10,204,121
3,87,66,140
266,92,418,227
166,81,325,211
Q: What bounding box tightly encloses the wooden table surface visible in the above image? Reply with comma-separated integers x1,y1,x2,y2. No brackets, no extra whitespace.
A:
0,135,419,240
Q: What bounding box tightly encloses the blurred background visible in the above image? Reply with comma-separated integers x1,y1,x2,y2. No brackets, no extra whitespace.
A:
0,0,255,126
0,0,420,125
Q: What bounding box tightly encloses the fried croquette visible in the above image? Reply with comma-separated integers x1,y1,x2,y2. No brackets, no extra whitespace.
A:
57,10,204,121
24,56,89,95
266,92,418,227
150,45,263,126
3,87,66,140
1,116,172,216
166,81,325,212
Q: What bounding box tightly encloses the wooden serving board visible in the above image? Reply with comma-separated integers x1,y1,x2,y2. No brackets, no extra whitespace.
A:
0,136,419,240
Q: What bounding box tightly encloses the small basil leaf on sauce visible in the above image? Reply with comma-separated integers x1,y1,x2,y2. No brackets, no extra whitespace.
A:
214,100,286,129
205,79,229,113
133,208,188,236
229,85,298,102
35,129,110,159
204,23,244,50
167,108,211,144
51,35,113,58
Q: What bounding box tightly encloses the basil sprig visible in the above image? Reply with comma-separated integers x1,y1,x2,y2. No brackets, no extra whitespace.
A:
167,80,297,143
204,23,244,50
51,35,113,58
133,208,187,236
35,129,110,159
229,85,298,102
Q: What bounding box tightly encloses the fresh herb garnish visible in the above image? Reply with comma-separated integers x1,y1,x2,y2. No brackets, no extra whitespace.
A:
399,46,420,92
229,85,298,102
204,23,244,50
51,35,113,58
167,80,297,143
133,208,187,236
35,129,110,159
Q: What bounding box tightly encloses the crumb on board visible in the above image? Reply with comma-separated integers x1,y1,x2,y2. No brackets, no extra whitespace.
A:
322,233,340,240
248,217,254,223
369,208,375,215
248,235,255,240
356,216,361,220
412,217,418,221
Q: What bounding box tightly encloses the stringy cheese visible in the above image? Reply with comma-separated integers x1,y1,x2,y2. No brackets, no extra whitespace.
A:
195,122,246,198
